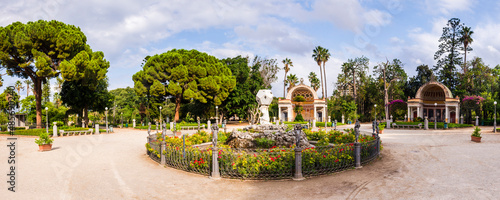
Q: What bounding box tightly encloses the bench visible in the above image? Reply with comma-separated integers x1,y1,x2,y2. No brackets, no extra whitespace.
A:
392,123,422,129
179,125,205,130
59,129,94,136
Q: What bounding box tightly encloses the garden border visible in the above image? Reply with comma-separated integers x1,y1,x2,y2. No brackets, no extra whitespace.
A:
146,125,381,180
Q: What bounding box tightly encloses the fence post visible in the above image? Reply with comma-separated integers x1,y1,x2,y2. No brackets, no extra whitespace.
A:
210,124,220,179
182,134,186,158
148,122,151,135
293,124,304,181
160,141,166,165
354,120,362,169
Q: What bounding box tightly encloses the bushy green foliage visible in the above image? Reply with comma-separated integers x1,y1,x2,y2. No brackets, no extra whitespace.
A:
35,133,54,145
254,138,276,148
472,126,481,137
294,114,304,122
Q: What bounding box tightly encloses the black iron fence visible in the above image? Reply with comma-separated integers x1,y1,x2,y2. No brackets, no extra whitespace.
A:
146,126,380,180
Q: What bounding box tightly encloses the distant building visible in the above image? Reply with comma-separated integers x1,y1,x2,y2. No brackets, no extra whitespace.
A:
278,83,327,122
14,114,27,127
407,81,460,123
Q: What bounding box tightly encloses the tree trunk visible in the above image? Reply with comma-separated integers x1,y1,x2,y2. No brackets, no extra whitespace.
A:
284,72,287,97
34,78,42,128
84,106,89,128
318,64,324,98
323,62,327,98
174,95,181,122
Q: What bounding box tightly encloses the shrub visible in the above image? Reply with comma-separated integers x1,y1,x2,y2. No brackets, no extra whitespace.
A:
35,132,54,145
472,126,481,137
294,114,304,122
254,138,276,148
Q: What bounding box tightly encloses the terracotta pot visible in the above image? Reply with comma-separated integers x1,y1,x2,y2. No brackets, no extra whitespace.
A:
471,135,481,143
379,130,384,134
38,144,52,151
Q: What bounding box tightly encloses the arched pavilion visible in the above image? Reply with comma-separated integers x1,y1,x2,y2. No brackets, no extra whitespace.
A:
407,81,460,123
278,83,327,122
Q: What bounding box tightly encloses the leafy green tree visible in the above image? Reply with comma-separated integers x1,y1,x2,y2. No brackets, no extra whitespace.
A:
42,81,50,104
60,79,114,126
109,87,142,124
218,56,263,121
405,64,434,98
434,18,464,92
308,72,320,91
133,49,236,122
0,20,104,128
282,58,293,97
0,87,19,112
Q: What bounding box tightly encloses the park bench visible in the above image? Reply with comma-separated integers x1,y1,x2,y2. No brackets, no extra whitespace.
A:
59,129,94,136
179,125,205,130
392,123,423,129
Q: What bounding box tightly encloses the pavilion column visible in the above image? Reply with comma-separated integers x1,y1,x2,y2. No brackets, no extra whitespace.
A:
417,107,420,118
456,106,460,124
445,106,449,122
407,106,411,122
278,106,282,121
288,106,293,122
313,105,317,121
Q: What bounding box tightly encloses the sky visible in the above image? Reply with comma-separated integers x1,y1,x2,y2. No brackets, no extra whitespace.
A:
1,0,500,99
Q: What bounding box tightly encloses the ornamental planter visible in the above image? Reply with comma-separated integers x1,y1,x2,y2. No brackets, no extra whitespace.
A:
471,136,481,143
379,130,384,134
38,144,52,151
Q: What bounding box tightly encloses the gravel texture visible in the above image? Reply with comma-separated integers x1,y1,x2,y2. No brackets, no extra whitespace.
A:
1,124,500,199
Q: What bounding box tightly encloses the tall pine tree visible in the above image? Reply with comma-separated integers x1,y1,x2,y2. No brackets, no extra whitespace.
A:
434,18,464,93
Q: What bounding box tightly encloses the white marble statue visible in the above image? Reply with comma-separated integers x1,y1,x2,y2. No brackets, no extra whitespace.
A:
256,90,273,125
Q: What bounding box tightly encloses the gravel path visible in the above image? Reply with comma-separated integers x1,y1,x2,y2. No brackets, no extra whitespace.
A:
2,125,500,199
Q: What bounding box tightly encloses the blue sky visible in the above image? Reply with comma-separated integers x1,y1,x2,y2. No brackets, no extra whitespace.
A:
1,0,500,99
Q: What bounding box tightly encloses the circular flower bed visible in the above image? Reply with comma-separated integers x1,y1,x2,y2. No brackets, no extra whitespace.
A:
146,128,380,180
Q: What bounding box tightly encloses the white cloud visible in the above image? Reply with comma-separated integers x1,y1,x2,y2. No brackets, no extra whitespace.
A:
312,0,393,33
468,22,500,66
425,0,476,15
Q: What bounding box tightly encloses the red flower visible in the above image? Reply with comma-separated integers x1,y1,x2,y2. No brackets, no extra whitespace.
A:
323,155,326,158
335,159,339,162
232,163,235,166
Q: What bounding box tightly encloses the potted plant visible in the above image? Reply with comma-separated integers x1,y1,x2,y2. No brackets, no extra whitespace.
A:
471,126,481,142
378,123,385,134
35,132,54,151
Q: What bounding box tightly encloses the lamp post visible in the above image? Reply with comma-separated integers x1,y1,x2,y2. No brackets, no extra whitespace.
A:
374,104,377,121
159,106,162,132
121,112,123,128
105,107,109,134
216,105,219,125
434,103,437,130
494,101,497,133
45,107,48,133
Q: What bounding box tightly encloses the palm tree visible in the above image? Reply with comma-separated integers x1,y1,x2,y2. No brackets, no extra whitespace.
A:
14,80,24,96
286,74,299,92
460,26,474,74
320,48,331,97
24,79,32,96
282,58,293,97
308,72,320,91
312,46,325,98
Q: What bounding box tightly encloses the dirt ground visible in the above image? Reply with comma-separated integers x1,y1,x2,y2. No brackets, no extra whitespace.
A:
1,124,500,200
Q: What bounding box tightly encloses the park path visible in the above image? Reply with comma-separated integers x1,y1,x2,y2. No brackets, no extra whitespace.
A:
1,125,500,199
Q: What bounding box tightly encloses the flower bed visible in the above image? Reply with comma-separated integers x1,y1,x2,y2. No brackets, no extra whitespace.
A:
146,129,380,180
